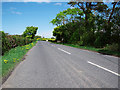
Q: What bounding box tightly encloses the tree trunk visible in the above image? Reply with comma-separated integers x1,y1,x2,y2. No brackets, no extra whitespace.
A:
108,2,117,24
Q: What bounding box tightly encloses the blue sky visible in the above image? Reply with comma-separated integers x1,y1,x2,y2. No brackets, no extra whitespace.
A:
2,1,114,38
2,2,70,38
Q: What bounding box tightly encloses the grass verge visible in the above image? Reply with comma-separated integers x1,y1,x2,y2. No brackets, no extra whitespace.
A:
1,41,37,82
52,42,120,57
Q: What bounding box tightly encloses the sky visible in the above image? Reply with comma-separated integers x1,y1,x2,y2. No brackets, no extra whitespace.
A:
2,0,115,38
2,2,70,38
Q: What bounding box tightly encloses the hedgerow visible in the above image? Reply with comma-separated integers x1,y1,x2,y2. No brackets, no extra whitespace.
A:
1,31,37,55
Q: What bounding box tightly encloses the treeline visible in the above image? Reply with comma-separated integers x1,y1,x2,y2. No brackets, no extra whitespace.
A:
51,2,120,51
1,26,40,55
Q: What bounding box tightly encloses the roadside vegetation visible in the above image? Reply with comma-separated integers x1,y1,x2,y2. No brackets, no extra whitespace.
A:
41,38,56,42
50,2,120,57
2,41,37,79
53,42,120,57
0,26,41,81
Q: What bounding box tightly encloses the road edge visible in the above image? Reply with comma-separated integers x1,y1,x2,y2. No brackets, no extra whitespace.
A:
2,42,38,85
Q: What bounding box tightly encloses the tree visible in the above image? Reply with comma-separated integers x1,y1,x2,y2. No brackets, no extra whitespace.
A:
108,2,117,24
51,1,120,49
22,26,38,39
68,2,108,30
50,8,83,26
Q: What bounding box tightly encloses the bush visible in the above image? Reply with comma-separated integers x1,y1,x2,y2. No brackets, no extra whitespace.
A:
36,38,41,41
94,32,107,48
104,43,119,51
42,38,47,41
80,32,95,46
1,31,36,55
69,29,80,43
77,41,84,46
48,38,56,42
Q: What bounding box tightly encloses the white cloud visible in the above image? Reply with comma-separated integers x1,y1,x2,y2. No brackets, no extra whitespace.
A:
10,7,22,15
11,11,22,15
54,3,62,6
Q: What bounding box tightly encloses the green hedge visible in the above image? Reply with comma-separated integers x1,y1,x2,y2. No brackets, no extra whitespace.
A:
1,31,36,55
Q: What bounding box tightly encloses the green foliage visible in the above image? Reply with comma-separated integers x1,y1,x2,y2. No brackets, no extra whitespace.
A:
51,2,119,52
94,32,106,48
2,41,37,78
53,26,62,41
34,36,41,41
50,8,83,26
42,38,47,41
69,29,80,43
41,38,55,42
1,31,36,55
54,42,120,57
80,32,95,46
104,43,119,51
22,26,38,39
48,38,56,42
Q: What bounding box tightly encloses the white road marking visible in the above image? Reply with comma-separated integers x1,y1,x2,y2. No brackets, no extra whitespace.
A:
58,48,71,55
87,61,120,76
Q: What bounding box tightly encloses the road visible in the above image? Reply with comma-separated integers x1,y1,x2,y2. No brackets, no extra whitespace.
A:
2,41,119,88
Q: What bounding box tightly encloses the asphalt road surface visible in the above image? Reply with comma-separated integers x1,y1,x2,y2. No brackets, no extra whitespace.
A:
2,41,119,88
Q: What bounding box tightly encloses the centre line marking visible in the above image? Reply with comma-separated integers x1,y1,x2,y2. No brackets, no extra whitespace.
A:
58,48,71,55
87,61,120,76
